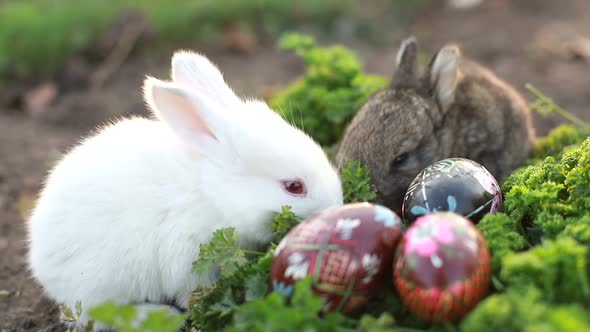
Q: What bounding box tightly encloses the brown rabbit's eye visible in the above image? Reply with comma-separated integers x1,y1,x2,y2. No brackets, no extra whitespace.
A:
391,152,409,168
282,179,307,197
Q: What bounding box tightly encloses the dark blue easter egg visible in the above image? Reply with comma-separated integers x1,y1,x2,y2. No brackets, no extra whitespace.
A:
402,158,502,225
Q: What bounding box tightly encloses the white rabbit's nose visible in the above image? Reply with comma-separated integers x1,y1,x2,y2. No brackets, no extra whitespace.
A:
331,194,344,207
320,190,344,211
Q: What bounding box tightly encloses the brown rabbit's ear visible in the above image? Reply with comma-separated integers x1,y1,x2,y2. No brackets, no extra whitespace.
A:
391,36,418,88
425,44,461,112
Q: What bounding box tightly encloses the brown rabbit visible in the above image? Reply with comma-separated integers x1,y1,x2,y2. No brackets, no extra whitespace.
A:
334,36,535,214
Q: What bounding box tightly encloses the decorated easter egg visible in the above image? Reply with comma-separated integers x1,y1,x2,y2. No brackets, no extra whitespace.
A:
393,212,491,322
270,203,403,314
402,158,502,224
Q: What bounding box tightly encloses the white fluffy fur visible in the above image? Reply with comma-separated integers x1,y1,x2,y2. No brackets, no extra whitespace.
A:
171,51,242,108
27,51,343,330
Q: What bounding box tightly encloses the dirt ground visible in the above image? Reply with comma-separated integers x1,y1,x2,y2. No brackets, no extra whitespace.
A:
1,0,589,330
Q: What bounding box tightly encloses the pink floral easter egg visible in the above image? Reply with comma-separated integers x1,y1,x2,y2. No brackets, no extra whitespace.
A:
393,212,491,322
270,203,403,314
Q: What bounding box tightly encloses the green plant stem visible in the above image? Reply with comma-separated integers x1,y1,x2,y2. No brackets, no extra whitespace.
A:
491,276,505,291
242,249,265,256
526,83,590,130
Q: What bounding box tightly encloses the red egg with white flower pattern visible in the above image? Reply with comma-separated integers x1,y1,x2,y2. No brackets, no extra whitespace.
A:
393,212,491,322
270,203,403,314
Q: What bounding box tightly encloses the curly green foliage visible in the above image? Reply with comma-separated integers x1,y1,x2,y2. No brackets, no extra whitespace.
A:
500,137,590,243
190,251,274,331
226,277,353,332
270,33,388,146
533,125,588,161
500,237,590,306
341,160,378,203
356,313,398,332
561,219,590,270
271,205,304,242
88,302,187,332
476,213,529,273
460,128,590,329
461,287,590,332
192,227,248,278
561,216,590,247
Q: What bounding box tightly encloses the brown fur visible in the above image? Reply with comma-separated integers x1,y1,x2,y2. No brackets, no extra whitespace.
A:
334,37,535,214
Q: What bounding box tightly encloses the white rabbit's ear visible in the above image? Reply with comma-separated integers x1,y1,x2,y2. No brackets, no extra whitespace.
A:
430,45,461,112
170,51,242,108
144,77,235,159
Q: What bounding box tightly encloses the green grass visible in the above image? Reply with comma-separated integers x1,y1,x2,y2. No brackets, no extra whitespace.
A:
0,0,432,80
0,0,355,78
0,1,115,77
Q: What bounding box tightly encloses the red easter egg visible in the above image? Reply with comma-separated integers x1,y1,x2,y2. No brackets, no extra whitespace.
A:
271,203,403,314
393,212,491,322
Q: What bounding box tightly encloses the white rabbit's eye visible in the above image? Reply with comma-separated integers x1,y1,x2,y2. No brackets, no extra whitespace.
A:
281,179,307,197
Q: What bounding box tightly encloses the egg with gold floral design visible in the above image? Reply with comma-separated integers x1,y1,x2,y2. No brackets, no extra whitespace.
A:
393,212,491,322
270,203,403,314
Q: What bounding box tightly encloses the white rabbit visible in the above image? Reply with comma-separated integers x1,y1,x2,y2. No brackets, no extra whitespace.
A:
27,51,343,330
